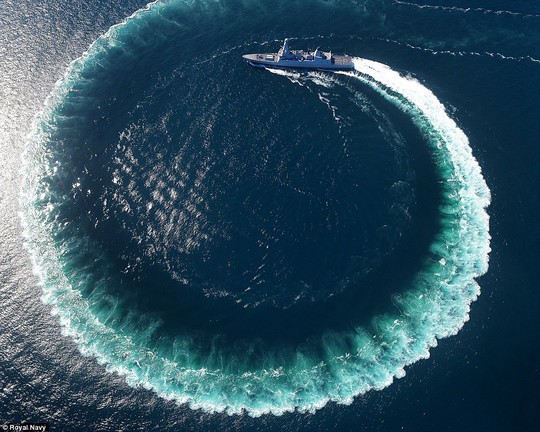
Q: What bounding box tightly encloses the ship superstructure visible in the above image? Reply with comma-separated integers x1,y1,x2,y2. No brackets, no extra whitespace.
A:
242,39,354,71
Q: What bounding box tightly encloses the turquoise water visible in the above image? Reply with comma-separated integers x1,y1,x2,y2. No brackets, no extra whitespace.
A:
18,0,493,417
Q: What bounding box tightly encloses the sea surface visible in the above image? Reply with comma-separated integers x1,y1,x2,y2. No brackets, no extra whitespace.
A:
1,0,539,430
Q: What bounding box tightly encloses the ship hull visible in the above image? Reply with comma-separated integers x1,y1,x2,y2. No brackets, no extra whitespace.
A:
242,53,355,71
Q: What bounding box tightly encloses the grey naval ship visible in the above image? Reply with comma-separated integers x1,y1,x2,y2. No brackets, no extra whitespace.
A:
242,39,354,71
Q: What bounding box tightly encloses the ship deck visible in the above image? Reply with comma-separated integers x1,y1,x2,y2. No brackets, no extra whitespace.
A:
242,53,353,70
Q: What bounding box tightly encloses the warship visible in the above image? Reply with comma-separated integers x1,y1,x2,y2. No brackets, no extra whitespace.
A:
242,39,354,71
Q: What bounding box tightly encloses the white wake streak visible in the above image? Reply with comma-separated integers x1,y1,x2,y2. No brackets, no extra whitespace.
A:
19,3,491,413
342,57,490,211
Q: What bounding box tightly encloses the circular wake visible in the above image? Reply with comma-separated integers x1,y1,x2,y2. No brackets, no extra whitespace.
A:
20,1,490,417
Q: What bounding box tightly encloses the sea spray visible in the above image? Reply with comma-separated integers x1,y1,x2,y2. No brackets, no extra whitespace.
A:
20,1,490,417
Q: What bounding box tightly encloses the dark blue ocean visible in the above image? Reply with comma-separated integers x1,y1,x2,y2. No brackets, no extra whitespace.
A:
1,0,539,430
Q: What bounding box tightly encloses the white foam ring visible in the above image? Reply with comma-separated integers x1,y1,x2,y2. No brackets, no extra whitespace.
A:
20,2,491,418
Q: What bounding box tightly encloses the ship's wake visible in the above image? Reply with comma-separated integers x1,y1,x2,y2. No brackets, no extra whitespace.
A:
20,1,490,418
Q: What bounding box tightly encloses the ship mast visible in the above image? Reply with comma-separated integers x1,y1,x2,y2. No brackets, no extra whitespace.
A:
280,38,292,59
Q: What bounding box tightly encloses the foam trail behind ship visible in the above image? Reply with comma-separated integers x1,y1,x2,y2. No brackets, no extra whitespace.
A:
20,24,491,416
